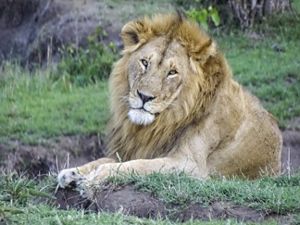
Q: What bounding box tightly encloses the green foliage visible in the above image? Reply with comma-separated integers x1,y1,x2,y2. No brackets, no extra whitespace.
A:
174,0,220,30
187,6,220,30
56,27,117,86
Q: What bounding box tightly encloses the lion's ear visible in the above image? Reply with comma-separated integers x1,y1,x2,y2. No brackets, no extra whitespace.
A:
192,39,217,66
121,20,148,51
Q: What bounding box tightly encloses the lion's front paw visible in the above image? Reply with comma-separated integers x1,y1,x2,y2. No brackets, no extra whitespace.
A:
57,168,84,188
74,180,94,199
75,169,107,198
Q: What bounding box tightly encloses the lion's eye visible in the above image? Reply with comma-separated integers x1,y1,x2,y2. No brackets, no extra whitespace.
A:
141,59,148,69
168,69,178,76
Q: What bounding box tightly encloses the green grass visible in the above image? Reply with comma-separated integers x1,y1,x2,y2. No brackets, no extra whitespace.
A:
293,0,300,13
0,64,109,143
218,33,300,127
108,172,300,214
1,206,279,225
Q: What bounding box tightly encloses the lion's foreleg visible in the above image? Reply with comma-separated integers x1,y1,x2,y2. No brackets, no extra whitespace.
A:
76,157,117,174
85,156,205,185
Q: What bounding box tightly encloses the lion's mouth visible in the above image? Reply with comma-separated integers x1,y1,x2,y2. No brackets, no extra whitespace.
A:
131,107,154,115
128,108,155,125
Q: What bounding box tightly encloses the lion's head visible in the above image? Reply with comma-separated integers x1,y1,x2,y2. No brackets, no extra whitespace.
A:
107,13,230,160
119,13,227,126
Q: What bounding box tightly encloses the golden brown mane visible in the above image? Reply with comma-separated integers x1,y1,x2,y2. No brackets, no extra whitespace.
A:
105,14,231,161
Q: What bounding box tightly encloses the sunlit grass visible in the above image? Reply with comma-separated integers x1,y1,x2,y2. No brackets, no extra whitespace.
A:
0,63,109,143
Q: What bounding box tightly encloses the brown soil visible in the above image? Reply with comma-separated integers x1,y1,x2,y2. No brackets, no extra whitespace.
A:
55,185,167,219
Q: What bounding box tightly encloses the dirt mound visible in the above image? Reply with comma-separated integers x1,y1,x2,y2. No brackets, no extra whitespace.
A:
54,184,280,223
55,185,167,218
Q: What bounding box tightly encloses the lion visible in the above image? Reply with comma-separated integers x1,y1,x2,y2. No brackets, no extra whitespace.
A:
57,13,282,193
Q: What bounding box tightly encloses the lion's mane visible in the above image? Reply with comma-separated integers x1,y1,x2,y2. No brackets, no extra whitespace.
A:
105,14,234,161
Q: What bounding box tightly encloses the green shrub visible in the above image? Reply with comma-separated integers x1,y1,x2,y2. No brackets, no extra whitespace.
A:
187,6,220,30
55,27,117,86
174,0,220,30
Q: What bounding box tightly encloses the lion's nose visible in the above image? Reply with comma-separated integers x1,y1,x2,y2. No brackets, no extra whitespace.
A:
137,90,156,103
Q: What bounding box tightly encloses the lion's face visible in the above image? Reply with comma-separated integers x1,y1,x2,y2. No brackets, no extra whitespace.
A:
127,37,190,125
117,14,218,126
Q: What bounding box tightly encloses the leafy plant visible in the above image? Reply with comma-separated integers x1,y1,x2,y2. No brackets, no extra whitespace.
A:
56,27,117,86
174,0,220,30
187,6,220,30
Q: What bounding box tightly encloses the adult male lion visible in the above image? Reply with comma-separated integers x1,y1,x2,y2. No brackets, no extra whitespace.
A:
58,14,282,191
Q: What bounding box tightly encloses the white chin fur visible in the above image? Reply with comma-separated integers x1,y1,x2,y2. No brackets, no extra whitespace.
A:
128,109,155,125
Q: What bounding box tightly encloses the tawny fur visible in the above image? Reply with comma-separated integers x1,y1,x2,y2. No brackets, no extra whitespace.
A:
57,14,282,191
